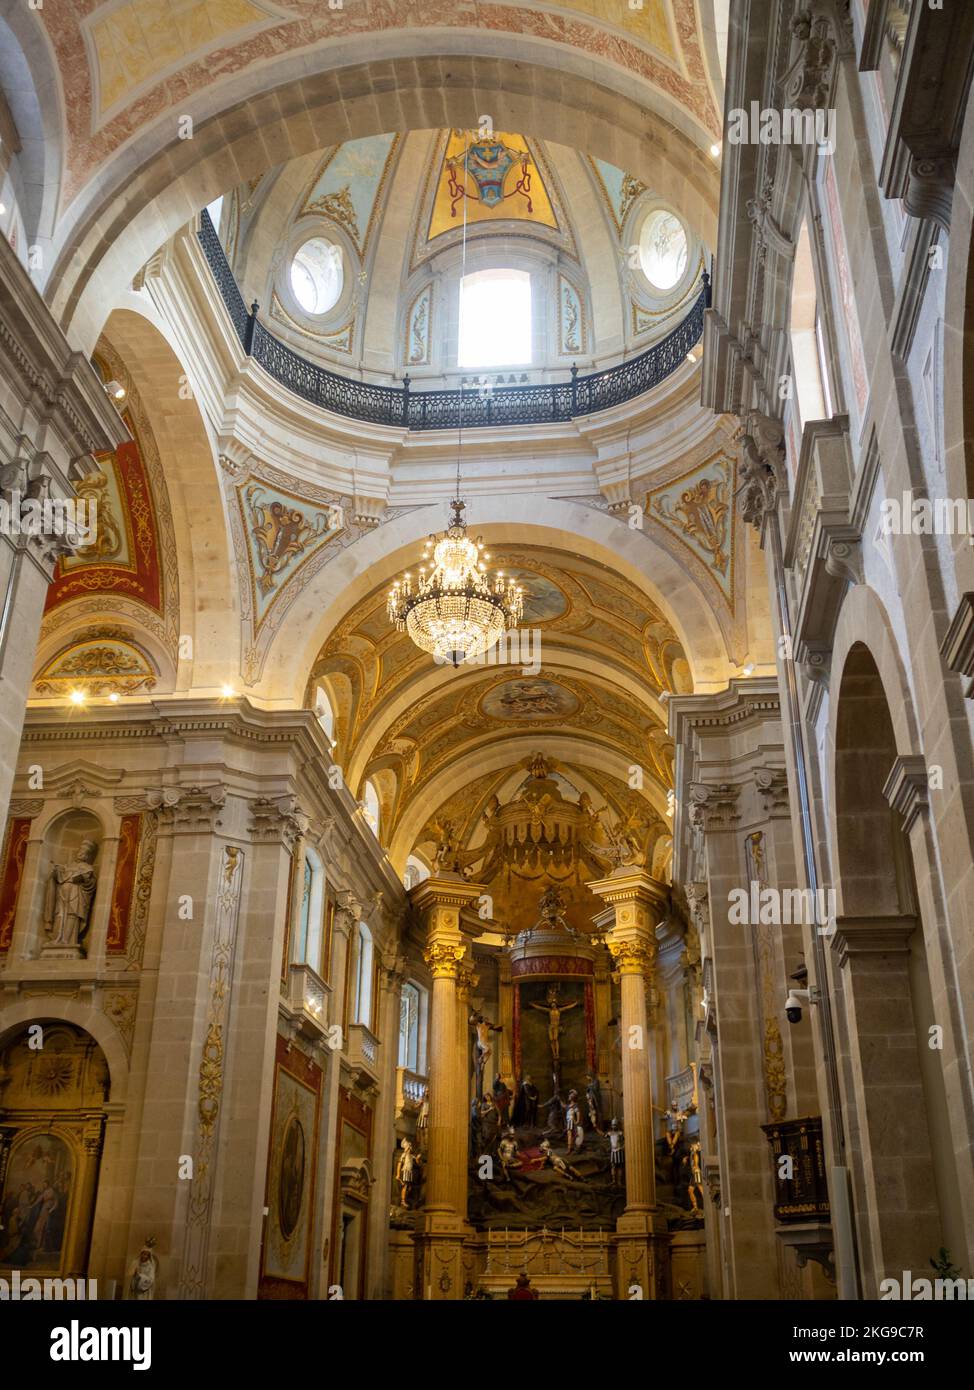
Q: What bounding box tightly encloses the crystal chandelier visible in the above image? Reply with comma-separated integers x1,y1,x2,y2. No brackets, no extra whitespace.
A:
387,498,523,666
387,128,523,667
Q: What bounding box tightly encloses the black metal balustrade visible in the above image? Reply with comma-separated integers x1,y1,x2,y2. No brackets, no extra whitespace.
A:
198,210,709,431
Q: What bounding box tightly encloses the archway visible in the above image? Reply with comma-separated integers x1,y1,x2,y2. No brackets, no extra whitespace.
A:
45,48,720,352
830,641,949,1294
0,1021,111,1282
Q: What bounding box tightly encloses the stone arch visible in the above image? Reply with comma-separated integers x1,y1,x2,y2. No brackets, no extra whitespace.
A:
271,501,734,709
0,1006,127,1104
97,306,238,694
46,49,720,352
0,4,63,253
827,585,920,918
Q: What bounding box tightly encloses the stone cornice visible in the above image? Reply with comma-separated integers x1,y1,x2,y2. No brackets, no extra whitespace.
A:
0,236,129,461
830,916,917,967
668,677,781,745
882,756,929,836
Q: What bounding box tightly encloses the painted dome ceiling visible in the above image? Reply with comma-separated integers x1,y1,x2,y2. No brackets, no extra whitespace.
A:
212,128,710,384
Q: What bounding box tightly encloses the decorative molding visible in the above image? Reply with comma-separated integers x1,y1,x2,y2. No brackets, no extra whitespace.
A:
739,411,785,531
882,756,929,836
249,794,309,850
754,767,790,817
688,781,742,833
940,593,974,697
830,916,916,969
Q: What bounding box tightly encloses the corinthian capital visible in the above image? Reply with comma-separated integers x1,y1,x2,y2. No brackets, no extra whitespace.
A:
607,938,657,977
423,942,466,979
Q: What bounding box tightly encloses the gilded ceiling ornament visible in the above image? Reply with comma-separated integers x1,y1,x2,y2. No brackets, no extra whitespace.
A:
74,467,122,559
654,475,729,574
247,485,333,596
306,184,360,243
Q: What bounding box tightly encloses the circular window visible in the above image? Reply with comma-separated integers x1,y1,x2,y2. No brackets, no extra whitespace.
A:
638,210,689,292
290,237,343,315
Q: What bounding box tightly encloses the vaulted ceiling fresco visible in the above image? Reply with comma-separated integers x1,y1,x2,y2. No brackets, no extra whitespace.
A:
307,543,689,866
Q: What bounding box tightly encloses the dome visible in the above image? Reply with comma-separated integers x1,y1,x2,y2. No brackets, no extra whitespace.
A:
210,129,708,388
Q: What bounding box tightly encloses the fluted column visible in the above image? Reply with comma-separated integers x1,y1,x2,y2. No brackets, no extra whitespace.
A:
422,939,466,1213
410,874,483,1300
608,937,658,1211
589,869,669,1297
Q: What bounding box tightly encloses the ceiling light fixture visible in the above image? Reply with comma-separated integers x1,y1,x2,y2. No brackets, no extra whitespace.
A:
388,134,523,667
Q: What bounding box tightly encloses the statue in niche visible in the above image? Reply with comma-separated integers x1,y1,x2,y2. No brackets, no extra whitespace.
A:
128,1237,158,1300
529,985,578,1084
608,1119,625,1187
44,839,99,953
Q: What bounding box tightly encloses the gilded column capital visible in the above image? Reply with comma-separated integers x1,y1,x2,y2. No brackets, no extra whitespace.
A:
607,938,658,976
423,942,466,979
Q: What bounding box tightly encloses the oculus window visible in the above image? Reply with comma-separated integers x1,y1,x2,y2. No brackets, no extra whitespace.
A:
639,210,689,292
290,237,344,315
458,268,532,369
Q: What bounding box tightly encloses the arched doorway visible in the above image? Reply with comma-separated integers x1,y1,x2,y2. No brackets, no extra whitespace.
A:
0,1021,110,1282
831,643,955,1294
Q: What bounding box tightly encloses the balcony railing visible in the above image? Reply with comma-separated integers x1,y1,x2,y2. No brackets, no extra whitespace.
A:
197,210,709,432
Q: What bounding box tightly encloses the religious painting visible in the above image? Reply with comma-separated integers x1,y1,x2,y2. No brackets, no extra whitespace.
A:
278,1115,306,1240
481,678,578,721
0,1133,74,1271
500,569,568,624
259,1040,321,1298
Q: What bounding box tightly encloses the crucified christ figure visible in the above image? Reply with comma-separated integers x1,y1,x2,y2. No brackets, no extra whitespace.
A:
529,985,578,1080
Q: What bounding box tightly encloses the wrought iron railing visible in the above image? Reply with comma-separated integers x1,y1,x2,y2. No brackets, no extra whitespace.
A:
198,210,709,431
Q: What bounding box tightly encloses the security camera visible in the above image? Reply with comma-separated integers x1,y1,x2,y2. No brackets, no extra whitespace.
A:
785,989,808,1024
785,985,820,1024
